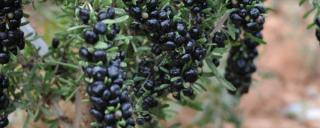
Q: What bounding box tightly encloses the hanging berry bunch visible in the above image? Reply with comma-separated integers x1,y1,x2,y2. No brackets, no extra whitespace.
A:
177,0,225,66
180,0,209,23
0,0,25,64
225,0,266,95
0,0,25,127
77,3,135,127
86,57,135,128
120,0,223,125
124,0,207,103
0,75,9,127
225,37,260,95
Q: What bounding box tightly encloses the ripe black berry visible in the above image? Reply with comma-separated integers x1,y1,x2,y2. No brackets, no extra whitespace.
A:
97,7,115,21
84,30,99,44
183,68,198,83
52,37,60,49
0,53,10,64
94,22,107,34
79,8,90,24
79,47,92,61
92,50,107,63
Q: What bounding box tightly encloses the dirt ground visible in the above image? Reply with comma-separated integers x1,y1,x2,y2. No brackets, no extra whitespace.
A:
8,0,320,128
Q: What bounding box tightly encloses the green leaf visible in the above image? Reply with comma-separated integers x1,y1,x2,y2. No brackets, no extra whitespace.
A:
299,0,307,6
179,97,203,111
206,60,236,91
304,8,316,19
95,41,109,49
67,25,90,32
102,15,129,24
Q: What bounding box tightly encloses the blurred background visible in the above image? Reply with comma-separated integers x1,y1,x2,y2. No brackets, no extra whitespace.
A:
8,0,320,127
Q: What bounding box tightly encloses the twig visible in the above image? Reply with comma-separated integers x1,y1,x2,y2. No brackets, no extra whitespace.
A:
73,90,82,128
51,99,73,128
209,12,230,39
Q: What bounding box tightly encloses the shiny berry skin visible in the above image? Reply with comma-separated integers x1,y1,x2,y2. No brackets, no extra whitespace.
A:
102,89,111,101
98,7,115,21
160,19,172,32
181,53,192,63
191,6,201,14
212,32,226,48
94,22,107,34
147,0,158,11
79,8,90,24
90,108,104,121
239,8,247,18
169,67,181,76
0,52,10,64
129,6,142,19
249,7,260,19
8,19,20,30
92,66,108,80
146,19,160,32
230,12,243,26
176,21,187,35
143,80,154,90
88,81,106,96
126,118,136,127
183,0,194,6
52,37,60,49
245,22,260,33
79,47,92,61
92,50,107,63
189,27,202,39
110,84,121,96
84,30,99,44
183,68,198,83
104,114,116,124
162,41,176,51
107,65,120,79
185,40,196,52
192,47,206,60
90,96,107,107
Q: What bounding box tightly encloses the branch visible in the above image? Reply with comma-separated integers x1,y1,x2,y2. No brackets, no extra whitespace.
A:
209,12,230,39
51,99,73,128
73,90,82,128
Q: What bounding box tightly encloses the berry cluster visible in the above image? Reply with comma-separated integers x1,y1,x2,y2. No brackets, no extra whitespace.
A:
85,58,135,128
315,18,320,42
0,75,9,128
225,37,259,95
79,6,120,44
0,0,25,127
228,0,266,34
0,0,25,64
181,0,209,23
77,5,135,127
124,0,206,102
225,0,265,95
